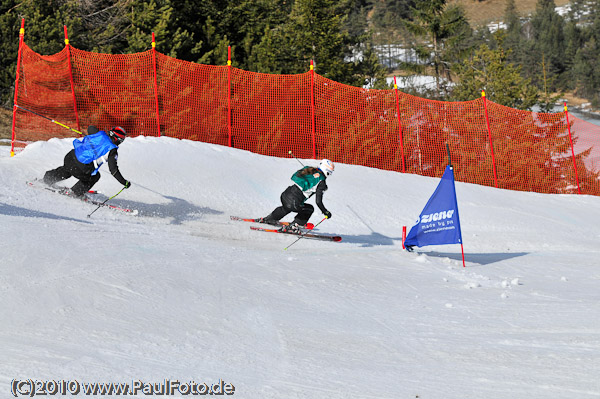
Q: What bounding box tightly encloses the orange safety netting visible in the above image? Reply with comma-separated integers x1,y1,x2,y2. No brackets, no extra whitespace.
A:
11,42,600,196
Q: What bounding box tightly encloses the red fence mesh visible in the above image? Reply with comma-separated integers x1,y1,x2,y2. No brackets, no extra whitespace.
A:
11,42,600,196
13,46,75,139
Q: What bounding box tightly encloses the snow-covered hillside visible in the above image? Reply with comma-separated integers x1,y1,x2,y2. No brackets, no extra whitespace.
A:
1,136,599,398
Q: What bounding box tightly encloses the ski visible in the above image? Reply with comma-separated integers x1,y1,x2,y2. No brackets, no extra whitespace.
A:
26,181,138,215
249,226,342,242
230,215,314,230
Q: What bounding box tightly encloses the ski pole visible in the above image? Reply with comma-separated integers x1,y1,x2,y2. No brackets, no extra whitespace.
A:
14,104,83,135
87,186,126,218
288,150,305,167
284,216,328,250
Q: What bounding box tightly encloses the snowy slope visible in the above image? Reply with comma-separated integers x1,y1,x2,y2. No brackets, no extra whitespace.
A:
1,136,599,399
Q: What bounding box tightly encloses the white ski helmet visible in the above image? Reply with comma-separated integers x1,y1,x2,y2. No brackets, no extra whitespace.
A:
319,159,335,177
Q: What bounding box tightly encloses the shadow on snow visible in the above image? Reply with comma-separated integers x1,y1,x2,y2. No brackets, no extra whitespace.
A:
0,202,93,224
95,194,222,225
417,251,530,266
340,205,403,247
339,232,403,247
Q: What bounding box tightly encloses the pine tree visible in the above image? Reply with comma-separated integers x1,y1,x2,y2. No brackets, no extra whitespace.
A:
0,0,20,105
165,0,230,64
525,0,567,91
402,0,472,98
0,0,82,105
451,32,538,110
571,0,600,106
370,0,417,71
503,0,523,66
249,0,383,87
562,18,583,91
282,0,357,81
124,0,193,57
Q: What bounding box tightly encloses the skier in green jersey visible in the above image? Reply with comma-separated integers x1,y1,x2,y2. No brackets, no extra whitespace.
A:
260,159,334,234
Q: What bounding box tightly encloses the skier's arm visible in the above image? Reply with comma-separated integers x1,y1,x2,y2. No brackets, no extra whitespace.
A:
107,148,128,186
315,180,330,215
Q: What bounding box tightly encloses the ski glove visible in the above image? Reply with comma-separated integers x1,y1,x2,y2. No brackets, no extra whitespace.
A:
324,210,332,219
124,180,131,189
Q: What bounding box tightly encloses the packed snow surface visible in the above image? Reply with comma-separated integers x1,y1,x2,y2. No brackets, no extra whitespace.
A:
1,136,599,398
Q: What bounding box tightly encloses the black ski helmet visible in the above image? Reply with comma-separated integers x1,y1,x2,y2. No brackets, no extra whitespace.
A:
109,126,127,145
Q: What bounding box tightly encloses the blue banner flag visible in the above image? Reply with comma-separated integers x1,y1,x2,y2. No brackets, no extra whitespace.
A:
404,165,463,249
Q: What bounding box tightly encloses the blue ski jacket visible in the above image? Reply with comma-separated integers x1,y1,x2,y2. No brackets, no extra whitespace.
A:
73,131,117,175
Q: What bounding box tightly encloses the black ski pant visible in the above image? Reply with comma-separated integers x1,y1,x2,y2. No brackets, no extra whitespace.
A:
43,150,100,196
267,185,314,226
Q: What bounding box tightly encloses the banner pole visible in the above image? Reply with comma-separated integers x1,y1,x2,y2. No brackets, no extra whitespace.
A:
10,18,25,157
449,143,464,266
446,143,452,167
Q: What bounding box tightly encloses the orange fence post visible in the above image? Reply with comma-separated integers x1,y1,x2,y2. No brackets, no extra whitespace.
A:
10,18,25,157
64,25,80,132
227,46,232,147
152,32,162,136
310,60,316,159
564,102,581,194
394,76,406,173
482,90,499,188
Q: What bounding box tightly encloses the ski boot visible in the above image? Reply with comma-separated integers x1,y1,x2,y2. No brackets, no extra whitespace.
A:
279,222,302,234
257,216,280,226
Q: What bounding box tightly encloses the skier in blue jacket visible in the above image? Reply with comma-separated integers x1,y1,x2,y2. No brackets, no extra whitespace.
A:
260,159,334,234
43,126,131,197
